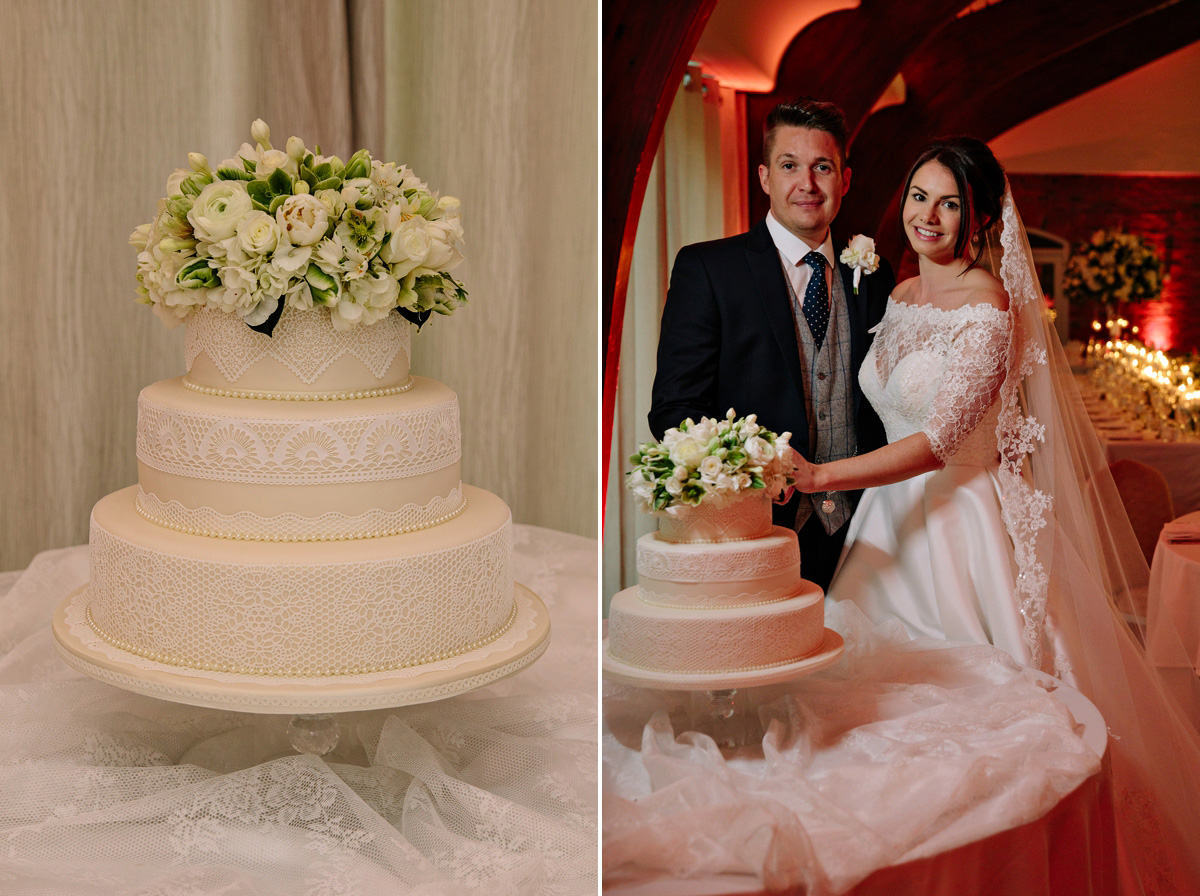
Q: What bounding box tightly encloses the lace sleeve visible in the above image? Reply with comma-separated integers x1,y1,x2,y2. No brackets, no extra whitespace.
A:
924,310,1010,462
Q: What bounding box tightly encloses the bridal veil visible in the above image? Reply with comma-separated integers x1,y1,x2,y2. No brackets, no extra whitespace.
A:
992,185,1200,887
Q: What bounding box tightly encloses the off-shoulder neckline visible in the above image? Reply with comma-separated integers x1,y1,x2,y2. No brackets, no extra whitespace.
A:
886,295,1008,317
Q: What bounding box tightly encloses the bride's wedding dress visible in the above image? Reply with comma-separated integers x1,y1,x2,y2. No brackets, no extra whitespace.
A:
826,189,1200,887
828,297,1062,672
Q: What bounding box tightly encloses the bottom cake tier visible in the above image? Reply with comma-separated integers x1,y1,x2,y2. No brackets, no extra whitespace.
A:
605,581,825,675
87,485,513,677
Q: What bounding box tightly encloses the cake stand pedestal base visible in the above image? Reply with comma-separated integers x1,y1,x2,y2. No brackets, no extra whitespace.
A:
287,713,340,756
52,583,550,715
689,688,762,748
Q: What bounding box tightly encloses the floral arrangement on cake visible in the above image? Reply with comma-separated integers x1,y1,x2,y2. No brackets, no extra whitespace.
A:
129,120,466,335
626,410,796,513
1062,229,1164,310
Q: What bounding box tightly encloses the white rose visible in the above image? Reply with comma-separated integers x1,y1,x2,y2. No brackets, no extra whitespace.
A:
745,436,775,465
276,194,329,246
189,181,253,243
423,219,464,272
672,465,688,481
669,437,706,467
314,188,346,221
236,210,281,256
736,473,752,488
381,215,431,275
346,270,400,317
665,478,683,496
848,234,875,254
699,455,723,482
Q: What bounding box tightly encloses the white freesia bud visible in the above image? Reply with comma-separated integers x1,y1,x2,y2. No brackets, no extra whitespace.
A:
294,179,310,195
286,135,305,161
188,152,210,174
251,119,271,150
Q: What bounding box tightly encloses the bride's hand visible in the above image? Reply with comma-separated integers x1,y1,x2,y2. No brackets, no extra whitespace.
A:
791,453,821,493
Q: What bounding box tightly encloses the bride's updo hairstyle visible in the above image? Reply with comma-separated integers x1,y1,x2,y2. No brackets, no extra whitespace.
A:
900,136,1006,269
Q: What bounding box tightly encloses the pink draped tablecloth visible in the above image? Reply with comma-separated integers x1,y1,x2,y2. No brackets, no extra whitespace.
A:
1148,510,1200,672
603,605,1114,896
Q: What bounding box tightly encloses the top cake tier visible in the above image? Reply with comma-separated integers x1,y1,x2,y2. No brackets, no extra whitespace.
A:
185,307,411,398
657,490,774,543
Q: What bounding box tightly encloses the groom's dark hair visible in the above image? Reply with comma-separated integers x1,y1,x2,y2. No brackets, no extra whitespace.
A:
762,98,849,167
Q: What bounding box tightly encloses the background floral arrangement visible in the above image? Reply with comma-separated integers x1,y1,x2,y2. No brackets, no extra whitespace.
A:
130,120,467,334
626,410,796,513
1062,228,1164,310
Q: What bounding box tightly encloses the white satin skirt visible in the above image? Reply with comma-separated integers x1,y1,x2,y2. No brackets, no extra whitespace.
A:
827,463,1033,667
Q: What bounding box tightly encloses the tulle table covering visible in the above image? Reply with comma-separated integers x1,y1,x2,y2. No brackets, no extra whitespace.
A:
603,604,1108,896
1149,510,1200,672
0,525,597,895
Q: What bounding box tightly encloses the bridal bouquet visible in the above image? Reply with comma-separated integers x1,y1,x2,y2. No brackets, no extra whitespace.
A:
626,410,796,512
1062,228,1164,310
130,120,467,335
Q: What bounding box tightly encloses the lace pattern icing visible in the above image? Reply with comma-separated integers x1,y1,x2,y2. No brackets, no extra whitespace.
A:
637,529,800,582
657,492,773,543
185,306,410,386
606,592,824,674
88,512,513,677
137,393,461,485
636,586,798,610
135,486,467,542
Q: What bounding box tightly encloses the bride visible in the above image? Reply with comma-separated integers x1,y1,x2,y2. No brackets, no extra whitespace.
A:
794,136,1200,887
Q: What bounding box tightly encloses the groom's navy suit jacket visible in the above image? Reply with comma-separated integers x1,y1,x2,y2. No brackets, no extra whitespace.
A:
649,218,894,537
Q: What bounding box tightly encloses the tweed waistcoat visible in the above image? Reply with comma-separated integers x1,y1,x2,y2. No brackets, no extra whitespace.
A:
782,256,857,534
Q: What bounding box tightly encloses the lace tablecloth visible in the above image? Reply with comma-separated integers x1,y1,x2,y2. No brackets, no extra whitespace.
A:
603,604,1107,895
0,525,597,895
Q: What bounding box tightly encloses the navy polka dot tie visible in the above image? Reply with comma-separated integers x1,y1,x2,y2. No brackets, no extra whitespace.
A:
801,251,829,349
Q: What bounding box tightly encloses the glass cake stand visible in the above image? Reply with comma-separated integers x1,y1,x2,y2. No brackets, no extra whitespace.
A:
52,583,551,757
601,629,844,748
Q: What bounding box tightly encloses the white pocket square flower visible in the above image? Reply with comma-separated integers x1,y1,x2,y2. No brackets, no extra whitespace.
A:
840,234,879,294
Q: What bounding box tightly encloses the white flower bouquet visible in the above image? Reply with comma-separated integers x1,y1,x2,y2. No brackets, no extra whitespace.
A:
129,120,467,335
626,409,796,513
1062,229,1164,310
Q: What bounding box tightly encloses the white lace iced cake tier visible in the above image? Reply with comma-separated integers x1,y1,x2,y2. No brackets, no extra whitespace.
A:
636,526,802,608
135,376,461,540
185,305,411,396
656,490,773,543
88,485,513,678
605,581,825,675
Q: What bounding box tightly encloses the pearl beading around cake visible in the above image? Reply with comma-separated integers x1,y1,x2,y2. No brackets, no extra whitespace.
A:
635,588,795,610
85,598,518,677
182,376,414,401
601,643,814,675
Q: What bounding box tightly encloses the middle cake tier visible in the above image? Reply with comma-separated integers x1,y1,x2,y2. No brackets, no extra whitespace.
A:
135,376,462,541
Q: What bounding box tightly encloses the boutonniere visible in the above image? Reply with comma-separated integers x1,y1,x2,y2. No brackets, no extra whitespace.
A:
840,235,880,295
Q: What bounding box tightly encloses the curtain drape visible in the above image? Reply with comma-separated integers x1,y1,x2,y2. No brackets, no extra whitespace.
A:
602,70,728,609
0,0,596,572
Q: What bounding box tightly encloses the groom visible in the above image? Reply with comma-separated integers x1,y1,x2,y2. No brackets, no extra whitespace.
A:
649,98,894,590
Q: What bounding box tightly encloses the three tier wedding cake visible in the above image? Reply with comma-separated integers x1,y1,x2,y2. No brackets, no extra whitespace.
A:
53,122,548,711
604,411,840,686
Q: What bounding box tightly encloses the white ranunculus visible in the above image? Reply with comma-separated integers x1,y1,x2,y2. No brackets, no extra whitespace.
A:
189,181,253,243
236,210,281,256
745,436,775,465
699,455,723,482
276,194,329,247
